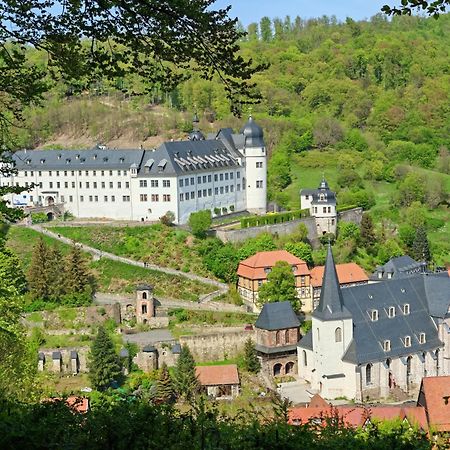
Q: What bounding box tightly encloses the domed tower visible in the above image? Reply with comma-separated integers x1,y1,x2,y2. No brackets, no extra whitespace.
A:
188,112,205,141
311,177,337,235
240,116,267,214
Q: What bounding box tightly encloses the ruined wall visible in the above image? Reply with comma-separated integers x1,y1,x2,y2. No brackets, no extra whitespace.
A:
180,330,256,362
214,217,317,244
338,207,363,225
38,347,90,373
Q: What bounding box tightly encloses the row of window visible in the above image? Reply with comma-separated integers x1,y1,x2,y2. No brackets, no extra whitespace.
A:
139,180,170,188
313,206,333,214
179,171,240,187
22,169,129,177
24,181,132,190
382,333,426,352
370,304,410,321
139,194,171,202
179,184,243,201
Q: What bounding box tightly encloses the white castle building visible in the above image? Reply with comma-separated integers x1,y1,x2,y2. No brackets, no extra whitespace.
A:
1,116,267,224
300,178,337,235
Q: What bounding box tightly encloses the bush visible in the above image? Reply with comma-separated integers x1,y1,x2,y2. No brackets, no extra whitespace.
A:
31,212,49,223
160,211,175,226
240,210,310,228
188,210,212,239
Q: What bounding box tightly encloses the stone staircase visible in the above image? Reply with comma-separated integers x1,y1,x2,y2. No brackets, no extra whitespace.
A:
390,386,410,402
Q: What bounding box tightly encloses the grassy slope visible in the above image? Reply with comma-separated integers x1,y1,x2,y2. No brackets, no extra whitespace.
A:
285,150,449,265
6,226,214,301
50,224,211,277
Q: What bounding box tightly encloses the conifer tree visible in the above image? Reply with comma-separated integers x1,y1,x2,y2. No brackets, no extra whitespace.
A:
27,238,51,300
173,344,199,400
156,363,175,403
64,245,92,294
88,326,122,391
47,246,65,301
360,213,376,248
411,226,432,262
243,338,261,374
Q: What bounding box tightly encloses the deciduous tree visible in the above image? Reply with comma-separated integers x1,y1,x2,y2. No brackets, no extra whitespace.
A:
258,260,299,310
188,210,212,239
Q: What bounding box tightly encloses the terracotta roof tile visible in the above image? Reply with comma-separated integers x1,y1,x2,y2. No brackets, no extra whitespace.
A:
310,263,368,287
237,250,310,280
309,394,330,408
419,376,450,432
195,364,240,386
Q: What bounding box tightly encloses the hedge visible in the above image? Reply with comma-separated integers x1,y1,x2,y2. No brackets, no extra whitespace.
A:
240,209,310,228
336,204,358,212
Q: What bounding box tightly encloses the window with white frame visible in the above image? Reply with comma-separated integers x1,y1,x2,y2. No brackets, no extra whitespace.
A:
370,310,378,321
404,336,411,347
419,333,426,344
403,304,410,315
383,340,391,352
163,180,170,187
151,180,158,188
388,306,396,318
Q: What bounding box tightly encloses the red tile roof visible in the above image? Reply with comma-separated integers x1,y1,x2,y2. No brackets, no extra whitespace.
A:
419,376,450,432
237,250,310,280
310,263,368,288
288,405,427,430
195,364,240,386
44,396,89,414
309,394,330,408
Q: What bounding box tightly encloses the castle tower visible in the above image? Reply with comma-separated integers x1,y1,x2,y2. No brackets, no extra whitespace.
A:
310,178,337,235
240,116,267,214
310,245,355,398
135,284,155,324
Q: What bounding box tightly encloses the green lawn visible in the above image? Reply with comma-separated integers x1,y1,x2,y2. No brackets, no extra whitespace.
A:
6,226,215,302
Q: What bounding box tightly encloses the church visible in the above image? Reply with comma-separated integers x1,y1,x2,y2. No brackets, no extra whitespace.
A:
297,245,450,401
1,116,267,224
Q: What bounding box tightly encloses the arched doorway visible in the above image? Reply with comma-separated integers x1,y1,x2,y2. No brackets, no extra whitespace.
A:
273,363,282,377
46,212,54,221
46,196,55,206
285,361,295,375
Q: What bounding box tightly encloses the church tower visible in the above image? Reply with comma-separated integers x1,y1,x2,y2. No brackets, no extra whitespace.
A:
310,245,355,398
240,116,267,214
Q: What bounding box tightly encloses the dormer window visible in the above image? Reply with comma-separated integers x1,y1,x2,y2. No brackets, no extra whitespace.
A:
404,336,411,347
57,154,61,159
387,272,393,279
291,265,297,273
401,288,406,293
383,340,391,351
103,157,108,162
320,194,325,201
368,294,373,299
66,158,71,164
75,154,80,160
26,159,31,165
370,310,378,321
40,159,45,164
264,267,272,274
93,154,97,160
119,157,124,163
388,307,395,318
403,304,410,315
419,333,426,344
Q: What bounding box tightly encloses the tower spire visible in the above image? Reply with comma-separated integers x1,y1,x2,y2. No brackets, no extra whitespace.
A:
312,244,352,320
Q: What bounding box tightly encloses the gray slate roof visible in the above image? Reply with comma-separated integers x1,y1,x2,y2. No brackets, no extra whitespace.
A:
312,245,352,321
142,345,157,353
171,343,181,354
255,301,300,331
255,343,298,354
12,148,145,171
371,256,427,280
341,275,448,364
119,348,130,358
300,178,336,204
52,351,62,359
298,331,313,351
70,351,78,359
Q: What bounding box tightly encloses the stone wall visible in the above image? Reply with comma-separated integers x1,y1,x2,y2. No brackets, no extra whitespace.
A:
180,329,256,362
338,207,363,225
214,217,317,244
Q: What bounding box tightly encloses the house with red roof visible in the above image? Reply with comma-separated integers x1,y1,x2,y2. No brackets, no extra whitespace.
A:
417,376,450,433
195,364,240,399
237,250,312,311
310,262,368,310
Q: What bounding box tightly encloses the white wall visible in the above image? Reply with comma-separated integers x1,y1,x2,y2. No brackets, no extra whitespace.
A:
244,146,267,213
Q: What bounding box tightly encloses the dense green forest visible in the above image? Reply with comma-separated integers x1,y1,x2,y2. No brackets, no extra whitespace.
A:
9,13,450,269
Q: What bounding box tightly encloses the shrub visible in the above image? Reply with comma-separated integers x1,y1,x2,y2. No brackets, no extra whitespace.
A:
188,210,212,239
31,212,49,223
160,211,175,226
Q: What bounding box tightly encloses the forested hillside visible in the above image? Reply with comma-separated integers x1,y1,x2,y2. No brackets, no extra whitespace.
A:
12,13,450,266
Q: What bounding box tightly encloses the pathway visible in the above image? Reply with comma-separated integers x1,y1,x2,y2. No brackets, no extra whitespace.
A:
29,224,229,302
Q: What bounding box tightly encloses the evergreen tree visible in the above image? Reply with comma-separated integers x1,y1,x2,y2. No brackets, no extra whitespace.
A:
47,246,65,301
242,338,260,374
27,238,51,300
411,226,432,262
173,344,199,400
360,213,376,248
156,363,175,403
64,245,92,294
258,261,299,310
88,326,122,391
